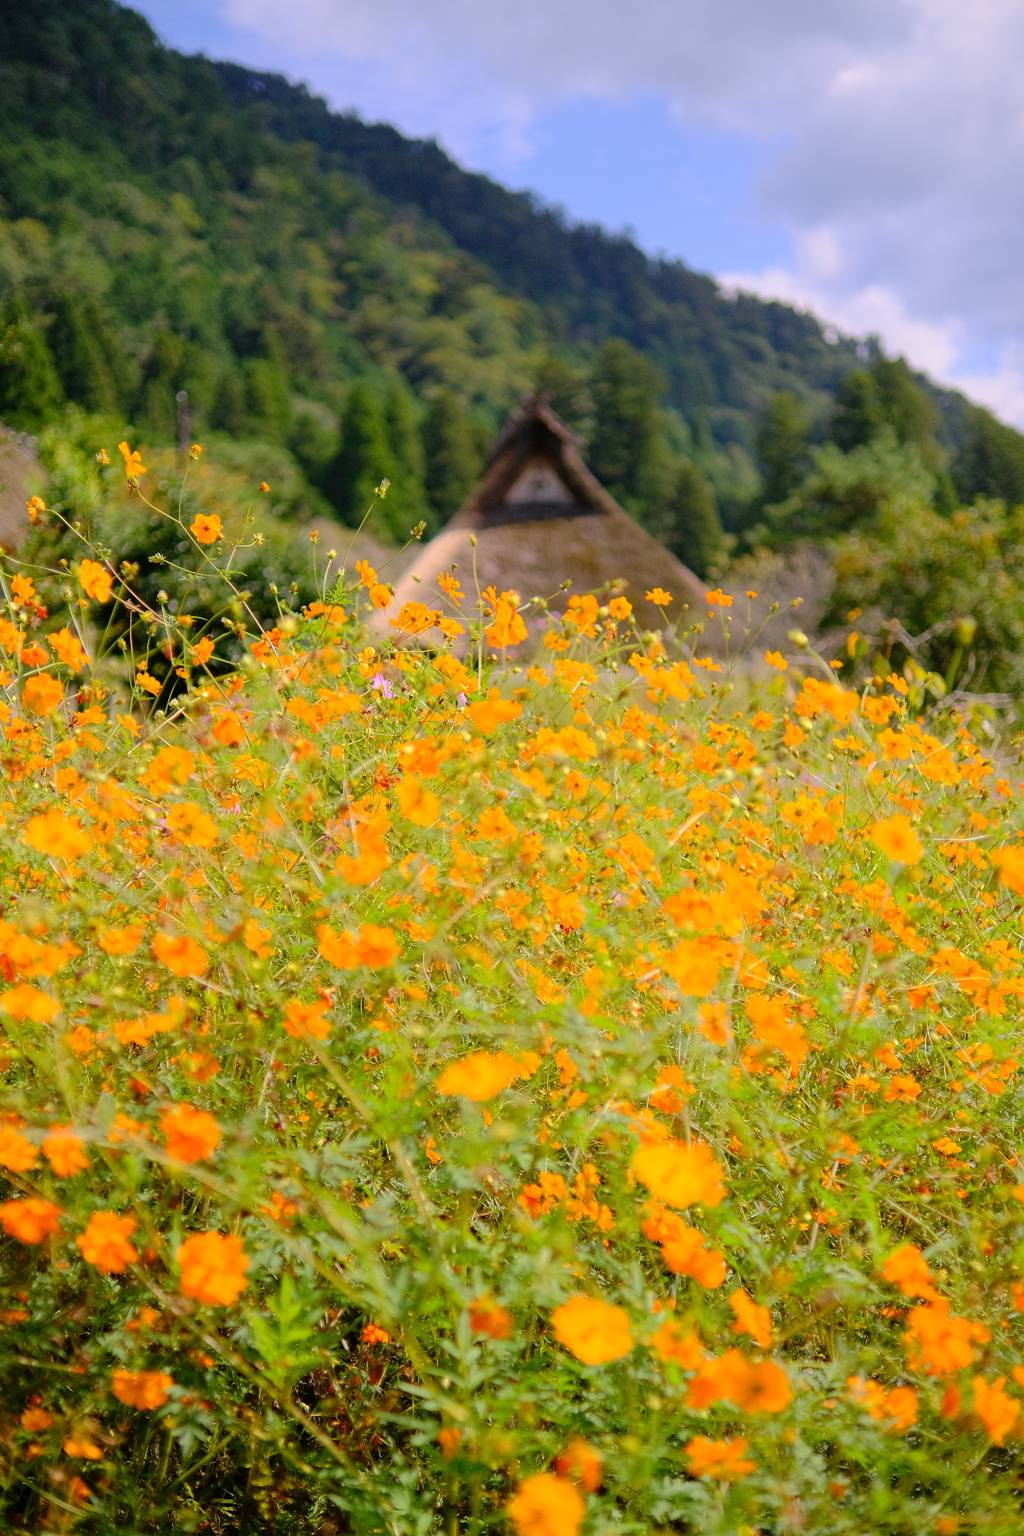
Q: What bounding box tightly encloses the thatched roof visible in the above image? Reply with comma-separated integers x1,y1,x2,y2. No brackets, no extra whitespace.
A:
371,394,706,645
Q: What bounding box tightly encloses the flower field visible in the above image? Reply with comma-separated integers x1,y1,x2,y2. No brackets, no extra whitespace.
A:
2,457,1024,1534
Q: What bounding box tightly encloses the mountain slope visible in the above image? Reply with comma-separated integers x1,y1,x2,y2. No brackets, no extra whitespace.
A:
1,0,1024,548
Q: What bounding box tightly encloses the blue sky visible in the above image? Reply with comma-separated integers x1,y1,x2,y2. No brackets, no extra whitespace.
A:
131,0,1024,424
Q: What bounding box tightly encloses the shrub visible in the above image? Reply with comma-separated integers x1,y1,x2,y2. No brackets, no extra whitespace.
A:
0,453,1023,1533
827,497,1024,699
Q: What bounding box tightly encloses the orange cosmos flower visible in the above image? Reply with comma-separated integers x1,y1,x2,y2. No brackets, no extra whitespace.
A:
41,1126,88,1177
49,627,88,671
13,574,37,608
645,587,672,607
973,1376,1019,1445
189,514,223,544
118,440,146,478
698,1001,731,1046
20,1406,53,1431
746,994,810,1070
78,559,113,603
687,1349,791,1412
871,814,924,866
242,919,272,959
317,923,399,969
649,1319,706,1369
729,1289,773,1348
98,925,145,957
685,1435,755,1480
282,999,332,1040
765,650,788,671
660,1226,727,1288
550,1295,633,1365
141,746,195,793
165,803,218,849
212,711,246,747
0,1197,62,1243
437,1426,462,1460
485,593,528,649
1,984,60,1023
991,846,1024,897
554,1439,603,1491
76,1211,139,1273
63,1437,103,1460
468,1297,514,1339
904,1299,989,1375
177,1231,249,1305
0,1125,38,1171
22,810,91,862
661,939,721,996
160,1104,220,1163
21,674,63,717
111,1369,174,1410
362,1323,391,1344
631,1140,727,1210
508,1472,584,1536
881,1243,938,1300
436,1051,522,1102
152,933,208,977
735,1358,792,1413
396,774,441,827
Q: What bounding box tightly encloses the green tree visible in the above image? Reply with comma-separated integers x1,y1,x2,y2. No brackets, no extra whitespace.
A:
47,294,121,415
589,338,670,510
385,383,430,535
422,390,481,523
137,331,185,441
832,357,947,467
830,369,884,453
533,355,593,436
211,369,249,437
321,381,400,538
0,297,64,432
873,357,942,464
766,428,936,543
952,405,1024,508
756,391,811,507
245,358,291,443
666,459,725,578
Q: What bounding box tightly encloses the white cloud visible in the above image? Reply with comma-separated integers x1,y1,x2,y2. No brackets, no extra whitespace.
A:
214,0,1024,422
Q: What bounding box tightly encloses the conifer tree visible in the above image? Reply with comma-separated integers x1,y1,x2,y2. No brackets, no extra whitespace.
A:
953,405,1024,508
756,391,811,507
47,294,121,415
245,359,291,443
589,338,669,510
385,383,430,534
667,460,725,578
137,331,185,440
422,390,480,523
830,369,884,453
321,381,404,539
0,297,64,432
211,369,249,437
533,355,593,436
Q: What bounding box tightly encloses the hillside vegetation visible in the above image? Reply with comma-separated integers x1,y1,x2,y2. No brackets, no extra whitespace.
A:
5,0,1024,586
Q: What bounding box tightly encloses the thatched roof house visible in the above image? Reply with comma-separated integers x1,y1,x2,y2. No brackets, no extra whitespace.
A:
372,395,706,644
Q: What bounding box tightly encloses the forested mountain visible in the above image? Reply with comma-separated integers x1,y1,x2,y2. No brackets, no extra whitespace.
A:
2,0,1024,571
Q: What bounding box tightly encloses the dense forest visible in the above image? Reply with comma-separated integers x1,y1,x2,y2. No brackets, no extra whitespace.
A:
3,0,1024,578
